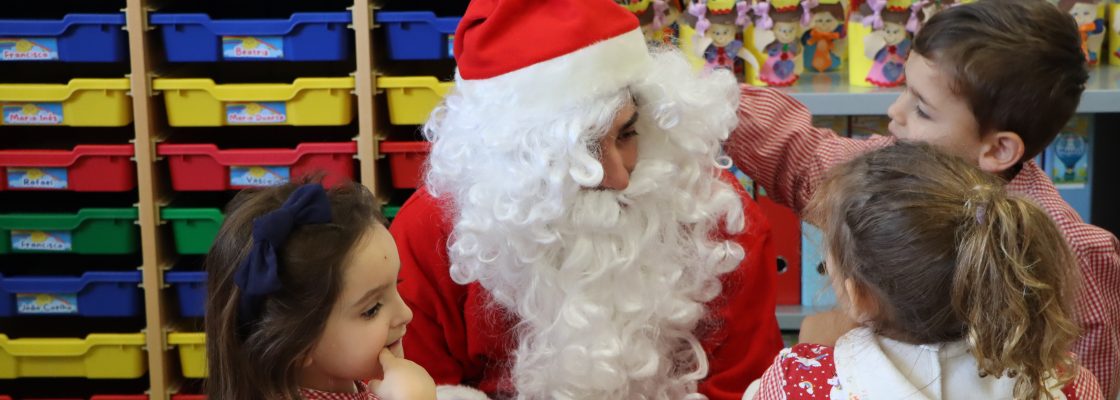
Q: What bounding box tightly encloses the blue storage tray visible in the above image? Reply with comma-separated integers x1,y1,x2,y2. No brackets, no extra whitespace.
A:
0,271,142,317
376,12,460,60
150,12,352,62
0,14,127,62
166,271,205,318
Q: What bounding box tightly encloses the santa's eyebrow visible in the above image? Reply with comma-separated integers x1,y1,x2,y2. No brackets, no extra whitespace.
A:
622,111,639,131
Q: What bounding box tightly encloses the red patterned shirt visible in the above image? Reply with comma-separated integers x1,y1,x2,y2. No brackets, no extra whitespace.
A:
751,343,1103,399
299,381,381,400
727,85,1120,398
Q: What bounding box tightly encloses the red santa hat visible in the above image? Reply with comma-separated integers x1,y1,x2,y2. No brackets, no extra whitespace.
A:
454,0,654,110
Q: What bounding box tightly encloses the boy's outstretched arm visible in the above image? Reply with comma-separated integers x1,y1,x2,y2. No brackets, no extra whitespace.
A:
725,85,891,214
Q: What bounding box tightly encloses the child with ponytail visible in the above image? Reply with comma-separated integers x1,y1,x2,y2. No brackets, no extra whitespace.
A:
746,142,1103,399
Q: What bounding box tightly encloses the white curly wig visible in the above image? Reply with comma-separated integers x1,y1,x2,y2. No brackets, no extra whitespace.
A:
424,29,747,400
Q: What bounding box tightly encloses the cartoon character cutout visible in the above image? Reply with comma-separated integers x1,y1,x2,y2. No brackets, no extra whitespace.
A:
860,0,920,87
751,0,805,86
801,0,847,73
616,0,686,48
685,0,758,77
1059,0,1105,64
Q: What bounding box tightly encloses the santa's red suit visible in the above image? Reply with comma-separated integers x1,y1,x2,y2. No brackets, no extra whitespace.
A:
391,170,784,400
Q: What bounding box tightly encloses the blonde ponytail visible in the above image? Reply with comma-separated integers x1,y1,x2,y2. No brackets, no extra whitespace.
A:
954,186,1080,399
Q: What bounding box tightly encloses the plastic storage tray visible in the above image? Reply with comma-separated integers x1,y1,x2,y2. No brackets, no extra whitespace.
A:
158,142,358,191
168,332,206,378
0,208,139,255
383,205,400,220
0,333,147,379
150,12,351,62
161,208,223,255
153,77,354,126
376,12,460,60
0,79,132,127
165,271,205,318
378,76,452,125
0,145,135,192
0,14,127,62
380,141,429,189
0,271,142,317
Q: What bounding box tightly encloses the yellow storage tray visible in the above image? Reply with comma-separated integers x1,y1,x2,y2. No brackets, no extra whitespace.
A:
0,333,147,378
153,77,355,127
378,76,453,126
0,79,132,127
168,332,206,378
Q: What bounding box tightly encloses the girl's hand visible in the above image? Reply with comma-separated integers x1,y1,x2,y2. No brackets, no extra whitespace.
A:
372,342,437,400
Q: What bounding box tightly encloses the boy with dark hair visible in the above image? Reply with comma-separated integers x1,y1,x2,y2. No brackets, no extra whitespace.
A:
728,0,1120,396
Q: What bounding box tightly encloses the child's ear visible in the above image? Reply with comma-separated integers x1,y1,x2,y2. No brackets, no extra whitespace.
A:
843,278,878,324
977,131,1025,174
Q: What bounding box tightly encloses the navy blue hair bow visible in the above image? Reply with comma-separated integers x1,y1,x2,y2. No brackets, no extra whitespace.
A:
234,183,332,329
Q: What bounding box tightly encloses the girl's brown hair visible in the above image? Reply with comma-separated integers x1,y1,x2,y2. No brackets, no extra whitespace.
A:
807,142,1081,399
204,179,384,400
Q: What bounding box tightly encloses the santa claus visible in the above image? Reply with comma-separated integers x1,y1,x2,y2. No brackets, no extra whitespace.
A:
389,0,784,399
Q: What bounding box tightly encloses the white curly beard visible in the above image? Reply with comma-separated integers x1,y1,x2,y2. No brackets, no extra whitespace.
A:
424,49,746,400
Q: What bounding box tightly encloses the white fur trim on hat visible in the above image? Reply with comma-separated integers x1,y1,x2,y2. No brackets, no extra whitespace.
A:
435,385,492,400
454,28,653,113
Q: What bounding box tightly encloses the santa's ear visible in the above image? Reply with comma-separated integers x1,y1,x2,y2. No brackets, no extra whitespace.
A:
436,385,492,400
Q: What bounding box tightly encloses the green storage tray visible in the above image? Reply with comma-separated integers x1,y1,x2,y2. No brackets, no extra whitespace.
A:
0,208,139,254
383,205,401,220
161,208,223,255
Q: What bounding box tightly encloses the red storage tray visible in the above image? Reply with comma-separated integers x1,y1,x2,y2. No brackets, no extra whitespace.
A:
380,141,429,189
157,142,357,191
755,186,802,306
0,145,135,192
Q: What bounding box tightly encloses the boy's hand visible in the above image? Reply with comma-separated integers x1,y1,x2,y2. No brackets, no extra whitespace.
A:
372,342,437,400
798,309,861,347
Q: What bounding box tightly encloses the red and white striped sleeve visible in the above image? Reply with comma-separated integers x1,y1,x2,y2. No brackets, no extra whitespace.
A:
725,85,891,214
